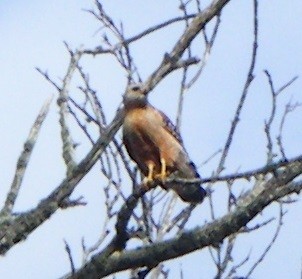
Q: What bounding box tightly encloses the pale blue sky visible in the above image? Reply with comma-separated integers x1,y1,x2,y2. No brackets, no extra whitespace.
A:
0,1,301,278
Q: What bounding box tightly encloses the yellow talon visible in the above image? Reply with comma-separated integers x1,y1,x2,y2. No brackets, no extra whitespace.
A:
160,158,167,180
143,162,154,185
154,158,167,181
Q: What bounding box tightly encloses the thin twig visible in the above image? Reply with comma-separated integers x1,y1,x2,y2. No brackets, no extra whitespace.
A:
175,0,193,131
36,68,61,91
167,155,302,184
240,217,275,233
143,0,231,92
263,71,298,163
276,76,298,96
207,2,258,271
68,105,95,144
215,235,236,279
58,44,82,175
186,15,221,88
226,252,250,278
277,100,302,160
264,70,278,163
59,196,87,209
81,216,110,264
83,13,199,55
217,0,258,173
245,204,285,278
64,239,75,276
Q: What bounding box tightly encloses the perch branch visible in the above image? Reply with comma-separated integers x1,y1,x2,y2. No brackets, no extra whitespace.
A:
61,177,302,278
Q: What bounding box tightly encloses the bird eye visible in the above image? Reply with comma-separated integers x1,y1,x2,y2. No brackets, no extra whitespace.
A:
131,85,140,91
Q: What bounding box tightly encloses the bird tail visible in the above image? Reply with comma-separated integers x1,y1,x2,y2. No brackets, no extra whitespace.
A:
166,162,206,204
171,182,206,204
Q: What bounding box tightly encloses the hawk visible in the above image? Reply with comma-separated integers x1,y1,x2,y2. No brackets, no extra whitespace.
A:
122,84,206,204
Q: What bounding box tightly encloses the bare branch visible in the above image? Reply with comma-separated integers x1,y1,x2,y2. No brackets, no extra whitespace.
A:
264,70,278,163
81,217,110,265
59,196,87,209
36,68,61,91
226,252,250,278
205,2,258,254
144,0,231,92
0,97,52,216
166,155,302,185
245,204,285,278
277,100,302,160
216,235,236,278
0,110,123,255
186,15,221,89
64,239,75,276
240,217,275,233
276,76,298,96
61,178,302,278
264,70,298,163
217,0,258,173
83,13,199,55
2,1,300,278
58,45,82,175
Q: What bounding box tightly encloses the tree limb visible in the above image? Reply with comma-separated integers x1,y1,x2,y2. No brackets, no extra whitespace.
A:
61,168,302,278
0,0,231,256
0,97,52,216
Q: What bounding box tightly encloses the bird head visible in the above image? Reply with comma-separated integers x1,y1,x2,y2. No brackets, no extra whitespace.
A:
123,84,148,109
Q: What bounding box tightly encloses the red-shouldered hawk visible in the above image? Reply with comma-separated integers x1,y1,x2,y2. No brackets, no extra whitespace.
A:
122,84,206,204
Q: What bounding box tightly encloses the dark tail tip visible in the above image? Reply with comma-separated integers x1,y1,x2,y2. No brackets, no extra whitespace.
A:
171,183,207,204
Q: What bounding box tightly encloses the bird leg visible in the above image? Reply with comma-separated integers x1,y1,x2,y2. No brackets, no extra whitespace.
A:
154,158,167,181
143,162,155,186
160,158,167,181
